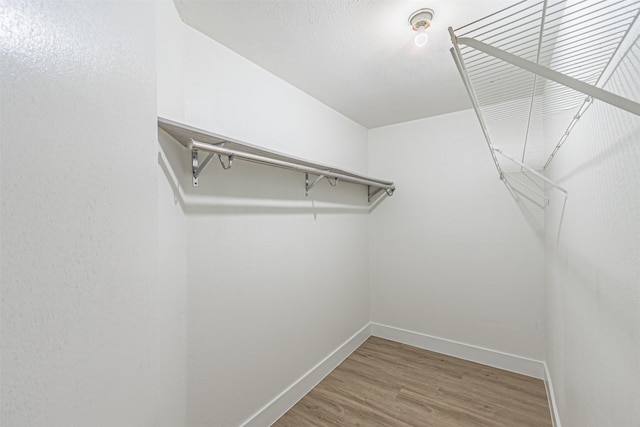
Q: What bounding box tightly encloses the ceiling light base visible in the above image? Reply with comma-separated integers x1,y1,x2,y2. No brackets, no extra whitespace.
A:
409,8,434,31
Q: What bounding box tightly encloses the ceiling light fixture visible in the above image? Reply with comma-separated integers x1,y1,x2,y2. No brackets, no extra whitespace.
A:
409,8,434,47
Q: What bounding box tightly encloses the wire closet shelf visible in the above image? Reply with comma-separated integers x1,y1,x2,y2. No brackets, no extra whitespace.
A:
449,0,640,205
158,117,396,203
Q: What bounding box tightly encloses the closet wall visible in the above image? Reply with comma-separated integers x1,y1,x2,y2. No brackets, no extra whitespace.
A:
1,1,186,425
544,38,640,426
4,1,637,426
157,2,371,426
368,110,546,362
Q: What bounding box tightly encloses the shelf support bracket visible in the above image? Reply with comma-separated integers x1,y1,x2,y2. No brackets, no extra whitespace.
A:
190,139,233,187
305,173,325,197
192,151,215,187
191,148,200,187
218,153,234,170
367,186,395,203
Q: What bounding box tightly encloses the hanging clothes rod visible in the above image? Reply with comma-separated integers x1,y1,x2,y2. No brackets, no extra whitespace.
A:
158,117,395,202
188,139,395,192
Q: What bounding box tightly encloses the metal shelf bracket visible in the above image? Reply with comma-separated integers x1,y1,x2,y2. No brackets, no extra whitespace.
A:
305,173,324,197
368,186,395,203
305,173,338,196
190,140,234,187
218,153,234,170
191,149,202,187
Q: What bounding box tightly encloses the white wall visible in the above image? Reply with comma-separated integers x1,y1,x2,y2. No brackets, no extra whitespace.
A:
156,3,371,426
156,133,188,427
544,37,640,426
1,1,186,426
369,109,546,361
9,2,638,427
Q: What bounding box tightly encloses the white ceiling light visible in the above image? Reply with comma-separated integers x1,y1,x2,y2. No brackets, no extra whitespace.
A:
409,8,434,47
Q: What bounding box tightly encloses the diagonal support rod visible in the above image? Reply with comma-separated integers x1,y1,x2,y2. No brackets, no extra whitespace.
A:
194,153,215,179
305,173,325,197
449,27,504,180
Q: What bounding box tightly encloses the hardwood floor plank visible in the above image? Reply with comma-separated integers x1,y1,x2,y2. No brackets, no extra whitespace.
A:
273,337,552,427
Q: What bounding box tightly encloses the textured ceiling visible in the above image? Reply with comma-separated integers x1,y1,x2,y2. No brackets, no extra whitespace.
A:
175,0,515,129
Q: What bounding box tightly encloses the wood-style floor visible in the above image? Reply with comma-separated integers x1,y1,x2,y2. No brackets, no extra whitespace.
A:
273,337,552,427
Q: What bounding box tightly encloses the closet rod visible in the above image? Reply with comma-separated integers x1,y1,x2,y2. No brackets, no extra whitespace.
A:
189,139,396,192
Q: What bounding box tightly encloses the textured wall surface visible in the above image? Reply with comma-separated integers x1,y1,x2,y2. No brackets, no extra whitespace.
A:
369,109,546,360
156,3,371,426
1,1,186,425
6,2,636,426
544,37,640,426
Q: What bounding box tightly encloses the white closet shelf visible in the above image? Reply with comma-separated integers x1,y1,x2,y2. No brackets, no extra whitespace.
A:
158,117,396,202
449,0,640,204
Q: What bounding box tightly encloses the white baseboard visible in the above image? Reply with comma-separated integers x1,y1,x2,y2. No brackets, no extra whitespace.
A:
543,362,562,427
241,323,370,427
242,322,553,426
370,322,546,380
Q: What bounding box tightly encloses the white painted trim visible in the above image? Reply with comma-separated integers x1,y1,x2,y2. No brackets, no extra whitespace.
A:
543,362,562,427
370,322,546,380
241,323,371,427
241,323,554,426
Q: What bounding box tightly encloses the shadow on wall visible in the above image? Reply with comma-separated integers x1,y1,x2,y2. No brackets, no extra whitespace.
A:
549,236,638,369
157,128,390,216
501,171,547,237
554,35,640,184
546,37,640,250
554,106,640,185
